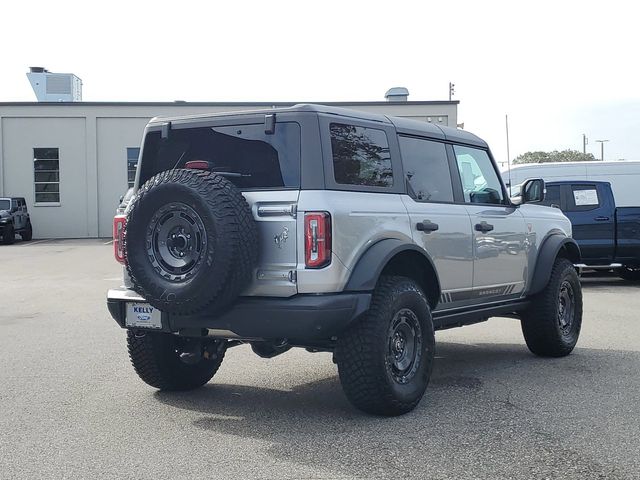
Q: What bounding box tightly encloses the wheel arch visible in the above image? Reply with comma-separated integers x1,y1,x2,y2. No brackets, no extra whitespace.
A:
528,234,581,295
344,239,441,309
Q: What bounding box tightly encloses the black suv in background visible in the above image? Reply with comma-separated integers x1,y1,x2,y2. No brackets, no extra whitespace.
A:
0,197,33,244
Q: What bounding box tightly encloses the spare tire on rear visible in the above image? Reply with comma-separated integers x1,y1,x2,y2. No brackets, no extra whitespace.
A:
124,169,258,315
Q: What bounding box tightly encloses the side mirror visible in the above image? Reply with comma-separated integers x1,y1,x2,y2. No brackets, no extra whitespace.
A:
521,178,545,204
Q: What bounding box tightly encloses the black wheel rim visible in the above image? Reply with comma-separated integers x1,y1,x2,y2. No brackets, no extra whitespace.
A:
145,202,208,282
386,308,423,384
558,280,575,335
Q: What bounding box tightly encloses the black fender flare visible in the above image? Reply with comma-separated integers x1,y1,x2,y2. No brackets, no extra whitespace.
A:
528,235,581,295
344,239,441,305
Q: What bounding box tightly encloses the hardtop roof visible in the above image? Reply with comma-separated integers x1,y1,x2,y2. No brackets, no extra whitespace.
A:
147,103,488,148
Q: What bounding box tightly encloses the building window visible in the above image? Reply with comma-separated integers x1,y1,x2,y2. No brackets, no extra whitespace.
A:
330,123,393,187
33,147,60,203
127,147,140,188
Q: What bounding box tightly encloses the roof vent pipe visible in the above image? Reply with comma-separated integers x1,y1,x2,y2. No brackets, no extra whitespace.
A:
384,87,409,102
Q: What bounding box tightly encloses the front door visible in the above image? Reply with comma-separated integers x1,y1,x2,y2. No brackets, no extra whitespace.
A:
452,145,528,300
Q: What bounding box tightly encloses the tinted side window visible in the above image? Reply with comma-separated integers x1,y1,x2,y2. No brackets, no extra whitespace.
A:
540,184,561,207
330,123,393,187
399,136,453,202
567,184,600,211
453,146,504,204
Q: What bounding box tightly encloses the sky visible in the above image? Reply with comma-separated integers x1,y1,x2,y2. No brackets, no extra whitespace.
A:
1,0,639,164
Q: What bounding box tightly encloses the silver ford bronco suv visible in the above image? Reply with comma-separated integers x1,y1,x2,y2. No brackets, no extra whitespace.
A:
107,105,582,416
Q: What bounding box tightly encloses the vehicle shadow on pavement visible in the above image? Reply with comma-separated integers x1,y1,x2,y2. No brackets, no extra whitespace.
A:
153,341,638,479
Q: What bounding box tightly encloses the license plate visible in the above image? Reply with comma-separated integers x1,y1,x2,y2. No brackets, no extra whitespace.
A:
125,303,162,329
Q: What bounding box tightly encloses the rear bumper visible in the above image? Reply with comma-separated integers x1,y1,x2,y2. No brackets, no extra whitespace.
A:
106,287,371,341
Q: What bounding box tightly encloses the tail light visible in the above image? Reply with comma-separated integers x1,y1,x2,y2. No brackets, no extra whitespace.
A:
304,212,331,269
113,214,127,264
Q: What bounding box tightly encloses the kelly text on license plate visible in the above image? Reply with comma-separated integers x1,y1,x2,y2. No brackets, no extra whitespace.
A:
126,303,162,329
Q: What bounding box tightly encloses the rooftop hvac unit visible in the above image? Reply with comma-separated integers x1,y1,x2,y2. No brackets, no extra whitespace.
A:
26,67,82,102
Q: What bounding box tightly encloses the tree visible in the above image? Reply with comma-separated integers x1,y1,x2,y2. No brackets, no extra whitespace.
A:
512,149,597,165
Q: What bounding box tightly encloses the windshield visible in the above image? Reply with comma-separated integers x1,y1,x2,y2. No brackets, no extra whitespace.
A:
0,199,10,211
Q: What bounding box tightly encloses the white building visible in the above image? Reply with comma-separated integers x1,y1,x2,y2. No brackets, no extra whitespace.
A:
0,98,458,238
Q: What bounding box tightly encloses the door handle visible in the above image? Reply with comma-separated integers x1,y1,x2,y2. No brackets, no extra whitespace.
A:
594,216,610,221
416,220,439,233
475,221,494,233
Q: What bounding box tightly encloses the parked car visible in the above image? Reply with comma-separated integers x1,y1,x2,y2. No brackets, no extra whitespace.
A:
536,180,640,280
503,160,640,207
107,104,583,416
0,197,33,244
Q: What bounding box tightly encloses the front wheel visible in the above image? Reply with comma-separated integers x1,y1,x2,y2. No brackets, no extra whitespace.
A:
335,276,435,416
127,331,226,390
521,257,583,357
2,225,15,245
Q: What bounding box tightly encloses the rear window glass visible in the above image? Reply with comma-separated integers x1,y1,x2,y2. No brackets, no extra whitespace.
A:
139,122,301,189
330,123,393,187
0,199,10,210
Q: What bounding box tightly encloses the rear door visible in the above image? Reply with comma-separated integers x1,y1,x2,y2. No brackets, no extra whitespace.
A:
452,145,528,300
398,135,474,308
562,183,614,264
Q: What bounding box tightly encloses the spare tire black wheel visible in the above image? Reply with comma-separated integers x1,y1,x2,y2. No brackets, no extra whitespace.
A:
124,169,258,315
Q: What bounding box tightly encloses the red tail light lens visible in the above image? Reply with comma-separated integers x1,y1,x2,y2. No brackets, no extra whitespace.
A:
304,212,331,269
113,214,127,264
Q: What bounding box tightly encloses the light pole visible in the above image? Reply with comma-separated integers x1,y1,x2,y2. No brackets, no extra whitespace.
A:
595,140,609,161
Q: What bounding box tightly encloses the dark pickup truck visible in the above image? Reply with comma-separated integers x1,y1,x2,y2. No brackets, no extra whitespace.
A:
539,180,640,280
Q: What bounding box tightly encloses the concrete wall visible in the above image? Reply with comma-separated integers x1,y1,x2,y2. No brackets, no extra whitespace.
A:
1,117,89,238
0,101,458,238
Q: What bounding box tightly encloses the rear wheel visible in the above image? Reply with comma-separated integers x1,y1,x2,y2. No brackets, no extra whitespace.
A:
618,266,640,282
127,330,226,390
336,276,435,416
521,257,582,357
20,221,33,241
2,224,15,245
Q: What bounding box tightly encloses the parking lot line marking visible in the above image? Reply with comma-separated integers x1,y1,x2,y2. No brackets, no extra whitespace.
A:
21,239,50,246
103,240,113,245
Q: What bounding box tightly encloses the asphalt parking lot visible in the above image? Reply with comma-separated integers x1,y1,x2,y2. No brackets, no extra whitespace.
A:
1,239,639,479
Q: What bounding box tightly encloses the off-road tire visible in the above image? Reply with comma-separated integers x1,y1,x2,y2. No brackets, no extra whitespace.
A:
2,225,15,245
336,276,435,416
618,266,640,282
521,257,582,357
127,330,225,390
124,169,258,315
20,221,33,241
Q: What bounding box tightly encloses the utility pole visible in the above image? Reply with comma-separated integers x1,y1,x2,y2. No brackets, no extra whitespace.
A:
582,134,588,154
449,82,455,101
595,139,609,161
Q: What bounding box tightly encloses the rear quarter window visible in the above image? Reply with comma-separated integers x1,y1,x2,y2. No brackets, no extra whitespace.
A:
329,123,393,187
